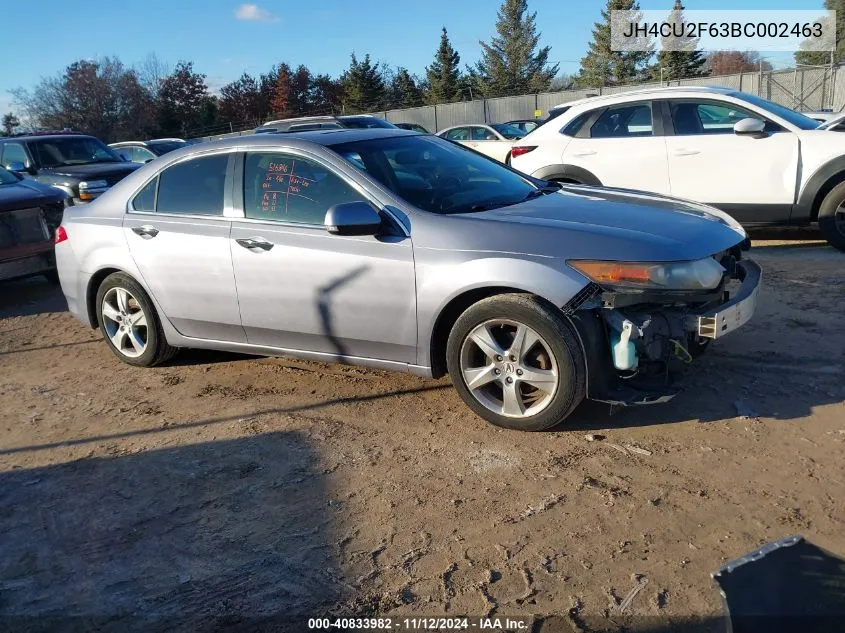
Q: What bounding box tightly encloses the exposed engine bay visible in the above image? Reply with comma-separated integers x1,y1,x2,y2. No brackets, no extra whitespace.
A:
570,247,762,407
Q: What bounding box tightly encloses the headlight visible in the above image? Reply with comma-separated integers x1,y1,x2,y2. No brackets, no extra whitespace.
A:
79,180,107,190
568,257,725,291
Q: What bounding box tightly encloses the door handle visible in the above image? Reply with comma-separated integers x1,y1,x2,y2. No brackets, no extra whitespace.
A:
131,225,159,238
673,149,700,156
236,237,274,251
572,150,597,157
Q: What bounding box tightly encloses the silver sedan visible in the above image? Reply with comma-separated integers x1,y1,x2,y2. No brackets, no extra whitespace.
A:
56,128,759,431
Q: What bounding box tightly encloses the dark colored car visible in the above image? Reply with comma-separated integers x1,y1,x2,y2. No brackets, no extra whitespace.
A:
0,166,69,284
109,138,191,164
0,132,139,204
505,119,542,134
394,122,429,133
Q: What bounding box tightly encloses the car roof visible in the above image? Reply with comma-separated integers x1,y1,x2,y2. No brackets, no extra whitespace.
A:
552,85,738,110
2,133,96,142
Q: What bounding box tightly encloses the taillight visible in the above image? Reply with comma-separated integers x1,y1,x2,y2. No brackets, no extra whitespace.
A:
510,145,537,158
55,226,68,244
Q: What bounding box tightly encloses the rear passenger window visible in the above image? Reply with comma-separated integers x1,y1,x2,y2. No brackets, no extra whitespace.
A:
155,154,228,215
591,104,653,138
132,177,157,211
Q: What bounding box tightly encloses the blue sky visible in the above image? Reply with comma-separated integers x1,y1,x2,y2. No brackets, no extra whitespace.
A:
0,0,826,115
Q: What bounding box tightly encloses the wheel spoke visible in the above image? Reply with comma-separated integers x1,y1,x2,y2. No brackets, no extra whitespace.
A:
463,365,498,390
128,329,145,353
115,288,130,313
101,302,121,323
110,329,127,351
509,324,540,361
502,380,526,416
130,311,147,328
470,325,505,360
519,367,558,394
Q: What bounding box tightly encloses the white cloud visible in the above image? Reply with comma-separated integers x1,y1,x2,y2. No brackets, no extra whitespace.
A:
234,3,277,22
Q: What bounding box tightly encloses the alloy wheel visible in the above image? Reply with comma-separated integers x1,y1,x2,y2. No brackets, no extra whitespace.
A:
101,287,148,358
459,319,559,418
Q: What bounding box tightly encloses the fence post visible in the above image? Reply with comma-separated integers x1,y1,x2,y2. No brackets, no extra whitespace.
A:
434,104,438,132
534,93,539,117
483,99,489,124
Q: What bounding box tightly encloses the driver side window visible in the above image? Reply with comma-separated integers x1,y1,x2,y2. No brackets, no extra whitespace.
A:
669,100,782,135
243,152,366,225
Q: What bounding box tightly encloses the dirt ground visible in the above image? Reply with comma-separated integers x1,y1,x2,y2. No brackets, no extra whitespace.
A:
1,230,843,632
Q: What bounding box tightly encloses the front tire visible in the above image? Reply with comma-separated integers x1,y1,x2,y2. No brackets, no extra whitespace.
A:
95,272,176,367
446,294,586,431
818,180,845,252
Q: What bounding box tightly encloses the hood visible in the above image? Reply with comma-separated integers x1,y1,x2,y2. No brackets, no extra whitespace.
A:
418,185,748,263
0,179,67,213
41,162,140,180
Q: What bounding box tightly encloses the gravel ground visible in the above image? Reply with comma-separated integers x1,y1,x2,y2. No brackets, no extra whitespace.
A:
1,232,843,632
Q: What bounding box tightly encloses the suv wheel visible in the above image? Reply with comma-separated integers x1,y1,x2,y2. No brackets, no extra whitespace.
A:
95,272,176,367
818,180,845,252
446,294,586,431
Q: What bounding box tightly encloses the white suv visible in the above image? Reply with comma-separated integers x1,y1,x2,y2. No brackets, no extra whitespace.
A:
511,86,845,251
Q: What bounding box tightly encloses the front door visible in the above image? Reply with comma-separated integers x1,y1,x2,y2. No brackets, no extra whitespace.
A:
123,152,245,342
230,150,417,363
664,99,799,223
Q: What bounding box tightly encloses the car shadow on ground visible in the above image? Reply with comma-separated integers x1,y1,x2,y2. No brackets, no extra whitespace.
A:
0,431,341,632
0,278,67,318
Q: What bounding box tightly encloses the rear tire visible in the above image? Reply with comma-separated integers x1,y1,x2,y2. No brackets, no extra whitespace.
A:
95,272,177,367
446,294,586,431
818,180,845,252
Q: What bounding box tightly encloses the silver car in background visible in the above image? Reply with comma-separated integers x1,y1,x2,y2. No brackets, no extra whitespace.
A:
56,129,760,431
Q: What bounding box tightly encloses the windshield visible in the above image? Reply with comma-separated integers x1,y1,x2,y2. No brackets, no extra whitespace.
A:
28,137,122,168
734,93,821,130
0,167,18,185
147,140,187,155
332,135,540,214
491,123,527,139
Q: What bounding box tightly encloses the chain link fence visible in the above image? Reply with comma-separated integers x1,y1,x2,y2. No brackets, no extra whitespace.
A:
201,64,841,141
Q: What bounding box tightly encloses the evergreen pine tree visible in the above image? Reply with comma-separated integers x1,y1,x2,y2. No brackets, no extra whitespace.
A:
579,0,653,87
472,0,558,97
426,28,463,104
393,68,423,108
651,0,707,81
795,0,844,65
342,53,385,113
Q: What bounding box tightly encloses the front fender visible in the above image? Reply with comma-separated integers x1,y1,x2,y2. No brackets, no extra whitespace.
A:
795,155,845,221
415,254,588,367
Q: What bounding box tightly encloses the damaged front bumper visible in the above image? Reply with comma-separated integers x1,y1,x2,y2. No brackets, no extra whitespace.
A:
694,260,761,339
572,258,762,407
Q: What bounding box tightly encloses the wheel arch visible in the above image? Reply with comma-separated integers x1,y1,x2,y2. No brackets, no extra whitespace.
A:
428,286,528,378
531,164,602,186
85,267,124,328
796,158,845,222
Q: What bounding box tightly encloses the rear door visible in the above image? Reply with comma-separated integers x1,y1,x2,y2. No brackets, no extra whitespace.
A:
663,98,799,222
122,151,246,342
561,100,671,194
229,149,417,363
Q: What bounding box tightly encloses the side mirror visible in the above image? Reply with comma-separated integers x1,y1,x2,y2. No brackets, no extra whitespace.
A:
733,118,766,138
324,201,382,236
6,161,29,173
